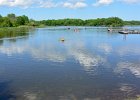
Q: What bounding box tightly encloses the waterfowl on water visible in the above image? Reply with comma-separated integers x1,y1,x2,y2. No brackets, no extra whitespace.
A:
59,38,65,42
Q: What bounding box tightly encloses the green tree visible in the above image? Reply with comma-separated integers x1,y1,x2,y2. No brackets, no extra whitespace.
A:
0,15,2,18
22,15,29,24
7,13,16,19
16,16,25,26
0,15,3,27
1,17,13,27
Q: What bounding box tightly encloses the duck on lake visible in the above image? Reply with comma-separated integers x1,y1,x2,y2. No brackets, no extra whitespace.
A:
59,38,65,42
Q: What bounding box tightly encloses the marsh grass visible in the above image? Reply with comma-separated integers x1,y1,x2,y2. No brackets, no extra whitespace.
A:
0,26,34,38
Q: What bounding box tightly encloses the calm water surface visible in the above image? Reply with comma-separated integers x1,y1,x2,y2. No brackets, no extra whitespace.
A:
0,27,140,100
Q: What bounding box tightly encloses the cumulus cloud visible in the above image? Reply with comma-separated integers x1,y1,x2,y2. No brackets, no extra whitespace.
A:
63,2,87,9
0,0,87,8
40,0,87,9
121,0,140,4
39,0,62,8
93,0,114,6
0,0,34,8
0,0,139,8
93,0,140,6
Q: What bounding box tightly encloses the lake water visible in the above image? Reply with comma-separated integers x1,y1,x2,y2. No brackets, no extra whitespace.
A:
0,26,140,100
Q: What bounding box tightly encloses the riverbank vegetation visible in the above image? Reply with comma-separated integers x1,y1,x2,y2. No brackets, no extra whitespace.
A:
124,21,140,26
0,14,30,27
39,17,124,27
0,13,140,28
0,26,34,38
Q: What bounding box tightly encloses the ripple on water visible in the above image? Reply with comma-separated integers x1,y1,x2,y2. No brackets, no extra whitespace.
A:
115,62,140,78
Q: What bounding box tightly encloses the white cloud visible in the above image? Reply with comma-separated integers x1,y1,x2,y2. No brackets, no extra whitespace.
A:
0,0,139,8
121,0,140,4
0,0,34,8
0,0,87,8
39,1,59,8
93,0,140,6
93,0,114,6
40,1,87,9
63,2,87,9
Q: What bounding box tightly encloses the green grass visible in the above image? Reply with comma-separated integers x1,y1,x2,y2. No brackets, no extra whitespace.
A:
0,26,34,39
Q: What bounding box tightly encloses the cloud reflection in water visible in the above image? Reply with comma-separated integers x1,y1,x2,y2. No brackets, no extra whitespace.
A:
0,37,106,76
0,28,140,100
98,43,112,54
115,62,140,78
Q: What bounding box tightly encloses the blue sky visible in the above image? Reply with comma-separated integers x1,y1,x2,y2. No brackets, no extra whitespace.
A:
0,0,140,20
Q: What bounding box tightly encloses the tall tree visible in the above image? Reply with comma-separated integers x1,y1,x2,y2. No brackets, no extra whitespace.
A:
7,13,16,19
1,17,13,27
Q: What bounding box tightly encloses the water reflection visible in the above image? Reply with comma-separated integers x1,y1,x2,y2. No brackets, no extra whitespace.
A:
98,43,112,54
119,83,136,93
115,62,140,78
117,45,140,56
0,27,140,100
0,44,26,56
66,42,106,75
0,33,107,76
0,81,16,100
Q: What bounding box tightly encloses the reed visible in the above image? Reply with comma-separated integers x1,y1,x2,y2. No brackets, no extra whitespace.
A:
0,26,34,38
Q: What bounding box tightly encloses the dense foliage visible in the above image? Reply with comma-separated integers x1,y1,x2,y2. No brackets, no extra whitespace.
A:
38,17,124,27
0,14,29,27
0,26,33,38
124,21,140,25
0,13,140,27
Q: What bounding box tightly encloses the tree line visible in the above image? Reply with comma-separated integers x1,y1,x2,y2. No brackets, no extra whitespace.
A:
124,21,140,26
0,14,29,27
38,17,124,27
0,13,140,27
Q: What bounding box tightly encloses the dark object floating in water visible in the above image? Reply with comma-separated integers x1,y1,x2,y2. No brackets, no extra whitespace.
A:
118,31,129,34
118,30,140,34
59,38,65,42
107,28,140,34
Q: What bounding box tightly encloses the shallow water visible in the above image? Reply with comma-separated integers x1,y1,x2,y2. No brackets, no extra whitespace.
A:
0,26,140,100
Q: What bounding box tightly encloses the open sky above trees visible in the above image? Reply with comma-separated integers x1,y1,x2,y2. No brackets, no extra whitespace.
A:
0,0,140,20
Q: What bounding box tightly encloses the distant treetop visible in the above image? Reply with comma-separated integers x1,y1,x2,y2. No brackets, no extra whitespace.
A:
0,13,140,27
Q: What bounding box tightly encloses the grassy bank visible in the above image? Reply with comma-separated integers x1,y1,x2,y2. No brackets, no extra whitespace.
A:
0,26,34,38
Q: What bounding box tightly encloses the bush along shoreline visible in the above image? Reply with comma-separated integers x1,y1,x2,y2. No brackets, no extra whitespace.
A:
1,13,140,28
